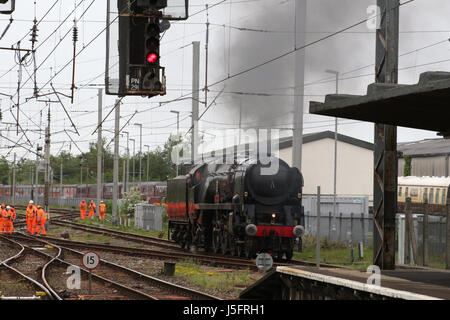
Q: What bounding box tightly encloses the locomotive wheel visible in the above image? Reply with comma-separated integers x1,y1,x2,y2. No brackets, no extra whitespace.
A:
276,251,284,261
285,250,293,261
244,237,254,259
235,242,243,257
212,230,221,254
220,234,230,255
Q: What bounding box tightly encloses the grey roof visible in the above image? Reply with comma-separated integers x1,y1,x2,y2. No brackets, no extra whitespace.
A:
398,138,450,157
200,131,374,162
309,71,450,135
279,131,374,151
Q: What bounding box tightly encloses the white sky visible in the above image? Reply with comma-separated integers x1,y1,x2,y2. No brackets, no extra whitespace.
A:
0,0,449,163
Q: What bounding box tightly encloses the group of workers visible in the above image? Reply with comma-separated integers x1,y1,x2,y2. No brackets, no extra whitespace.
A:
0,200,47,235
0,204,16,235
25,200,47,235
1,199,107,235
79,199,106,221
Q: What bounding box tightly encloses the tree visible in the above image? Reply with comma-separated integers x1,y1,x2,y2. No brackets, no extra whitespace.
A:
0,157,10,185
403,155,411,176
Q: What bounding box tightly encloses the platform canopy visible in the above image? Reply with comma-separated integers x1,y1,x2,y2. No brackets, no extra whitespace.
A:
309,72,450,136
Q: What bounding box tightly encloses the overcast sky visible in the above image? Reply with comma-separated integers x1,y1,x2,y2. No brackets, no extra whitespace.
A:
0,0,449,163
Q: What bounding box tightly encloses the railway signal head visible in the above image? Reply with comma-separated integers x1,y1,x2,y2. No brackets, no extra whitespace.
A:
140,17,163,92
115,2,166,97
137,0,168,11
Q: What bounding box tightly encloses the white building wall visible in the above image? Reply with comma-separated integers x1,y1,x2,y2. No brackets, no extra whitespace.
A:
279,138,373,201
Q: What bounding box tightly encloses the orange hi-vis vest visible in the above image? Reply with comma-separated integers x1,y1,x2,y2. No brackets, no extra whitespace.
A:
80,201,87,213
26,205,37,221
99,203,106,214
2,209,11,220
36,208,46,224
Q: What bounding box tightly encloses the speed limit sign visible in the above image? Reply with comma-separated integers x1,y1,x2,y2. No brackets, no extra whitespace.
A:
82,251,100,270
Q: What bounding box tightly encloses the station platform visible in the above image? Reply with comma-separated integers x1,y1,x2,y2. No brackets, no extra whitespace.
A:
240,264,450,300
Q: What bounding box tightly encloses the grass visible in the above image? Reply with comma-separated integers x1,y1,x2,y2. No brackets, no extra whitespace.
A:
294,235,374,270
76,213,169,240
174,259,256,296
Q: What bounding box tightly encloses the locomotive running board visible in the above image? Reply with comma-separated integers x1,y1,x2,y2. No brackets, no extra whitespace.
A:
196,203,233,210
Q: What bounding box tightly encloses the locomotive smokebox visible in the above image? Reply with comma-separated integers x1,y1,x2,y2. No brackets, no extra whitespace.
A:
246,160,303,206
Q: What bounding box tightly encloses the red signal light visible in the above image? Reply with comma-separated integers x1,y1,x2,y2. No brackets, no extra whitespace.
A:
147,53,158,64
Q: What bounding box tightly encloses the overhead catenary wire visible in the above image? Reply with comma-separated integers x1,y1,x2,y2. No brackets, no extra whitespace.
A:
1,0,447,162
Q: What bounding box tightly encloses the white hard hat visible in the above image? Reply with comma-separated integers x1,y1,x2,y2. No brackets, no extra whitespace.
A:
6,206,10,210
29,200,34,204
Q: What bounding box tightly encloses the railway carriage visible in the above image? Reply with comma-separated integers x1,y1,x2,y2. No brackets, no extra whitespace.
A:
398,176,450,205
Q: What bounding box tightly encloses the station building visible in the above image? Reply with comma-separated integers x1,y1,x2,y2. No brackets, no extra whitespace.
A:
398,138,450,177
276,131,374,200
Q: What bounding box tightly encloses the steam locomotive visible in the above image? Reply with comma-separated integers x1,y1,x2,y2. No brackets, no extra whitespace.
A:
167,157,304,261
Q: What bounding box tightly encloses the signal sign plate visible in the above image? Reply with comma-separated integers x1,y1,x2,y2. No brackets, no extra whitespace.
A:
82,251,100,270
255,253,273,272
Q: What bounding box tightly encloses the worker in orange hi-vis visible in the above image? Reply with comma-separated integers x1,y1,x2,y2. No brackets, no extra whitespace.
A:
79,199,87,220
99,201,106,221
3,206,13,235
35,205,47,235
26,200,37,235
88,200,96,219
10,206,16,221
0,203,5,235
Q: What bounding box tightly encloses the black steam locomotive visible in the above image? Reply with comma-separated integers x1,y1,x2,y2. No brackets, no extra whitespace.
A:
167,157,304,260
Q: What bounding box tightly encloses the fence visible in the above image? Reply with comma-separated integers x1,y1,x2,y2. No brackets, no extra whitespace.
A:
397,198,449,268
303,194,449,269
134,204,163,232
0,195,96,209
302,194,371,245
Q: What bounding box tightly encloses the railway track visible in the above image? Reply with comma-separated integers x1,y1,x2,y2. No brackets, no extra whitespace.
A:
12,206,346,271
49,218,348,270
0,236,55,300
7,233,221,300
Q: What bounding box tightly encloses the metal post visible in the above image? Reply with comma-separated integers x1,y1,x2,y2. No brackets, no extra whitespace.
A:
60,161,63,199
446,192,450,269
423,200,429,266
239,99,242,145
292,0,307,172
350,212,354,245
123,131,129,193
405,197,419,264
112,99,120,225
34,144,40,202
361,212,366,246
145,145,150,181
134,123,142,187
44,124,50,217
170,110,180,176
97,88,103,212
328,212,332,240
130,138,135,184
373,0,399,270
326,69,339,241
12,153,16,206
316,186,321,268
192,41,200,165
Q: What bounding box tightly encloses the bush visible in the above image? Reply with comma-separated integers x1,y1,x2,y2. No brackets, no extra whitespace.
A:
119,187,142,218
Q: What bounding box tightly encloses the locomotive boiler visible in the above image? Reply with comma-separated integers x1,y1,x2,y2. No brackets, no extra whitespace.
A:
167,157,304,260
